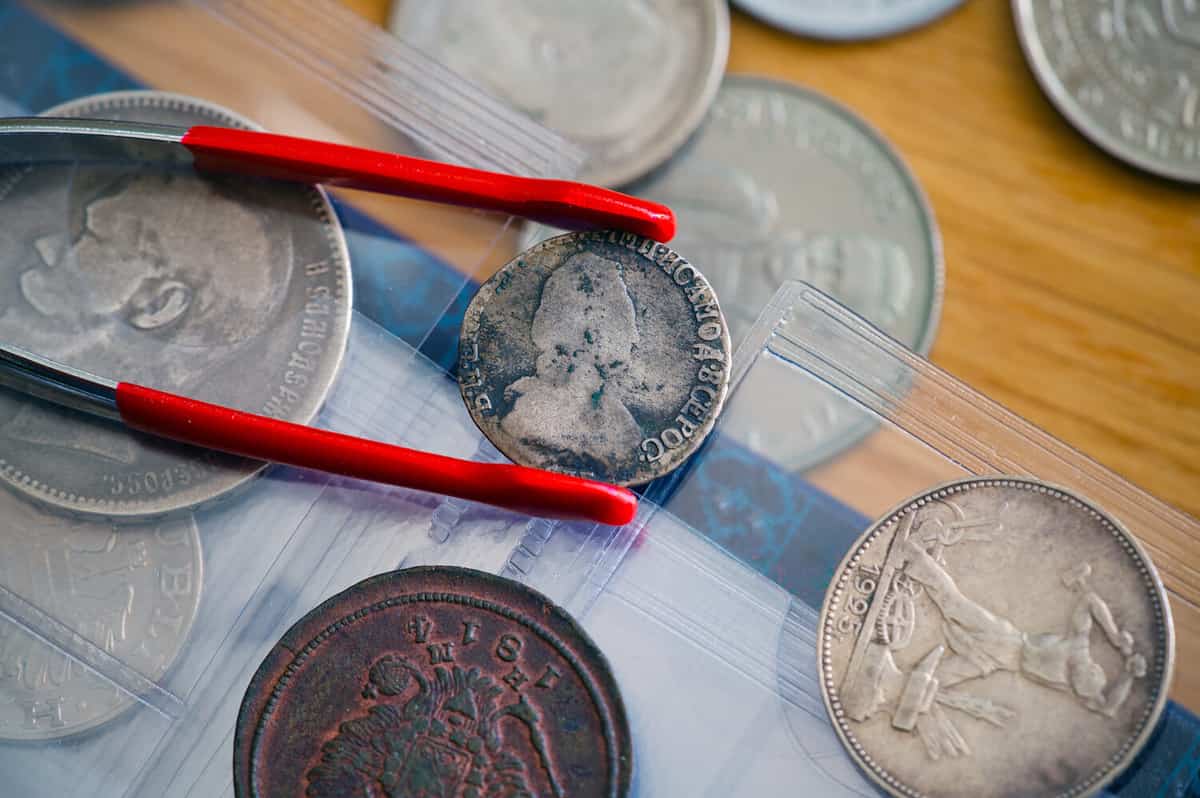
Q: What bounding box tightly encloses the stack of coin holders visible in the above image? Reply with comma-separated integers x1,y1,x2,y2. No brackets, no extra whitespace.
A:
1,1,1198,796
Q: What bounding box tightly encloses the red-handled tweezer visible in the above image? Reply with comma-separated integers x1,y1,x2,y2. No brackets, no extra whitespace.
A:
0,118,675,241
0,344,637,525
0,116,671,525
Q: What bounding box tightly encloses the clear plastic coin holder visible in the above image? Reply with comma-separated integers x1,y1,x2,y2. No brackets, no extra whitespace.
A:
2,0,1199,795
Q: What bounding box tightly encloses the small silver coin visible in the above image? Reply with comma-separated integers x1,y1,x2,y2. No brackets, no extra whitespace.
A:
388,0,729,187
1014,0,1200,183
0,90,352,517
525,76,942,472
459,230,731,486
817,477,1173,798
734,0,964,40
0,488,202,740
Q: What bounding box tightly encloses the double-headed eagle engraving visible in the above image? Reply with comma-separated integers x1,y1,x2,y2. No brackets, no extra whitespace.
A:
306,654,564,798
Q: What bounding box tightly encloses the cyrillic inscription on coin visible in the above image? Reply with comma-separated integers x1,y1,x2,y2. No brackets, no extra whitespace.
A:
458,231,731,486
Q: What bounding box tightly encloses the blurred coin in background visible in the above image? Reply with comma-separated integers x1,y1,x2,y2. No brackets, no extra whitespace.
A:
388,0,729,187
733,0,964,40
1014,0,1200,183
524,76,942,473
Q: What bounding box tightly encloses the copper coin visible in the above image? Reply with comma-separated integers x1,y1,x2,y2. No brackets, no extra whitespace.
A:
234,566,631,797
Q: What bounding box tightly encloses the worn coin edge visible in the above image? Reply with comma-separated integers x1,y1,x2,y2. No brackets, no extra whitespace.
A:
815,476,1175,798
458,230,732,486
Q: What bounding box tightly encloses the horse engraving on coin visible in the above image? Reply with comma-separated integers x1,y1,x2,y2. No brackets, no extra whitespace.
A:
459,231,731,486
819,479,1172,798
0,91,351,516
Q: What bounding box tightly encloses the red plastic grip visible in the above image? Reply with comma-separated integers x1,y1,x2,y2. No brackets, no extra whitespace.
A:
115,382,637,526
181,125,676,242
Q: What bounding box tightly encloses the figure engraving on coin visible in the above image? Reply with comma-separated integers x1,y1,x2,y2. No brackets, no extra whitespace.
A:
0,487,201,740
0,90,351,516
234,567,631,797
459,231,731,486
1015,0,1200,182
819,478,1172,798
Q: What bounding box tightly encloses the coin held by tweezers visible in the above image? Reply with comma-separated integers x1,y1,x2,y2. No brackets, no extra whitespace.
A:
817,477,1173,798
234,566,631,797
458,230,731,487
0,90,351,518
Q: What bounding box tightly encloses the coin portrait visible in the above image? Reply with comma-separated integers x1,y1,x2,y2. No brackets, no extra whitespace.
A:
234,567,631,797
817,478,1173,798
0,91,351,517
459,230,731,486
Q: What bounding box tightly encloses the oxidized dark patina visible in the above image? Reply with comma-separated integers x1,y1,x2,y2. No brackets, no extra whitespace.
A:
459,230,731,487
234,566,631,798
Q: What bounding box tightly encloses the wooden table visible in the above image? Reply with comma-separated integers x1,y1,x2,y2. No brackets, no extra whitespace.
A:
345,1,1200,521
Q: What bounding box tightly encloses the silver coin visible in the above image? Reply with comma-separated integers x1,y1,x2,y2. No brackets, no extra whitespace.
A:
1014,0,1200,183
459,230,731,486
0,488,202,740
817,477,1173,798
0,90,352,517
388,0,729,187
525,76,942,471
734,0,964,40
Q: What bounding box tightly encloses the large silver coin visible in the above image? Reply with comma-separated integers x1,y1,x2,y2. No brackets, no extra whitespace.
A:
388,0,729,187
0,488,201,740
817,478,1173,798
0,90,352,517
524,76,942,471
1014,0,1200,183
734,0,964,40
459,230,731,486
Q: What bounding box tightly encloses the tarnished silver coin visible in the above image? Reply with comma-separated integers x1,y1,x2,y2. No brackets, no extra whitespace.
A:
459,230,731,486
0,487,202,740
1014,0,1200,183
818,478,1173,798
525,76,942,472
734,0,964,40
0,90,351,517
388,0,729,187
